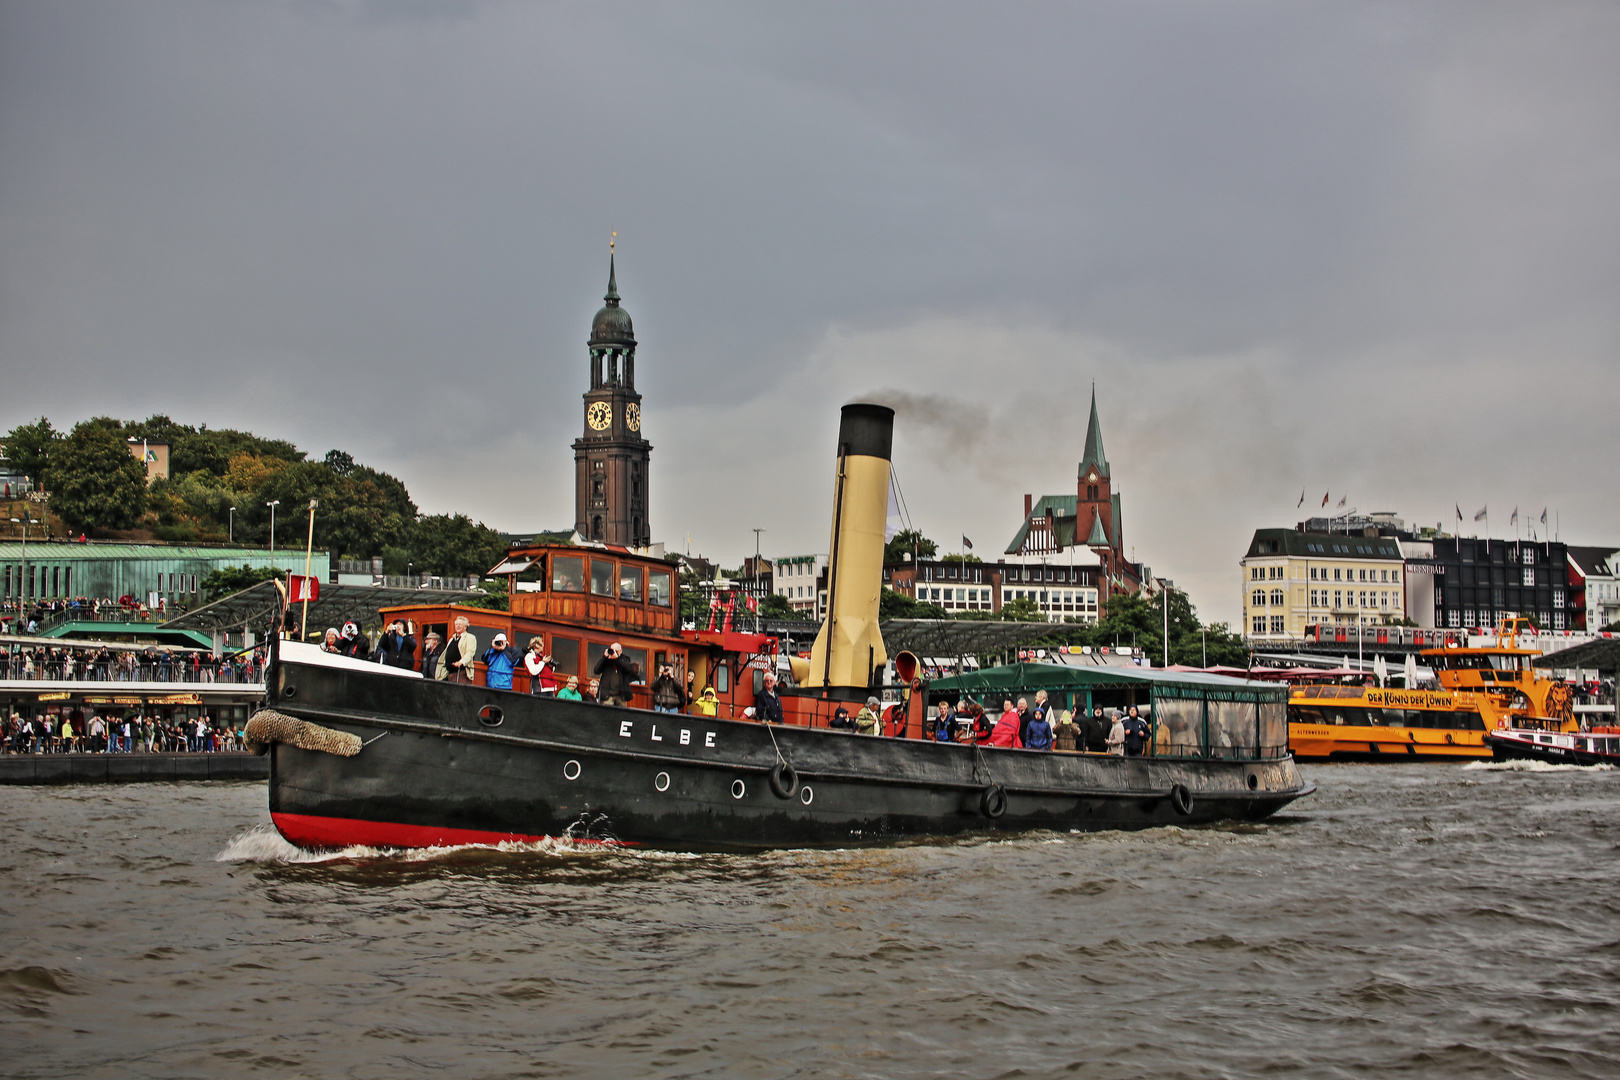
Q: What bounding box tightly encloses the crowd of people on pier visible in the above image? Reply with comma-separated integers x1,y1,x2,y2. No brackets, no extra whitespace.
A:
2,596,173,636
3,710,246,755
0,641,264,683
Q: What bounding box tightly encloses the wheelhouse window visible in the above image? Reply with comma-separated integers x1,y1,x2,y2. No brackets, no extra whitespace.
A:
550,637,580,675
648,568,672,606
590,559,615,596
619,565,643,602
552,556,585,593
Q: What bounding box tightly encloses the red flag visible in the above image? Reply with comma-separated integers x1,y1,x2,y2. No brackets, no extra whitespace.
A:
288,575,320,603
1321,492,1330,507
745,594,759,614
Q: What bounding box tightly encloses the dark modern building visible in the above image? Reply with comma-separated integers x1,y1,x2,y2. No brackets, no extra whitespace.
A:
1421,537,1573,632
573,253,652,547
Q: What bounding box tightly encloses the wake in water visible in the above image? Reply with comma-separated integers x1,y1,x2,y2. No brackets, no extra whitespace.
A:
214,823,627,865
1462,759,1615,773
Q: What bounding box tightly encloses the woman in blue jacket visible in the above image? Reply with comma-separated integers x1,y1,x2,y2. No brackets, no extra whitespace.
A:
481,633,521,690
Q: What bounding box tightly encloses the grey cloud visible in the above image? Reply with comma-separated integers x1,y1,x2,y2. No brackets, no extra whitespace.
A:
2,1,1616,624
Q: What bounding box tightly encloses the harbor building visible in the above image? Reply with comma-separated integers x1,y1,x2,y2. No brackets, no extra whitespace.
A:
882,556,1101,623
1,541,328,631
1567,547,1620,632
1423,537,1573,632
1241,529,1406,644
772,554,828,618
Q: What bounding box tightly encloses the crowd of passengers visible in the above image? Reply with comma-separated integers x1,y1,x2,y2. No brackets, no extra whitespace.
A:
313,618,1160,751
3,710,246,754
0,642,264,683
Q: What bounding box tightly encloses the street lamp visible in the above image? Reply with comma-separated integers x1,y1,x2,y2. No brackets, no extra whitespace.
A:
229,506,236,544
10,515,40,628
266,501,280,571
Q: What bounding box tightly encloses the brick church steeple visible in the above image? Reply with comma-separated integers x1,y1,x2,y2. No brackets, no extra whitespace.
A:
1075,384,1119,558
572,248,652,546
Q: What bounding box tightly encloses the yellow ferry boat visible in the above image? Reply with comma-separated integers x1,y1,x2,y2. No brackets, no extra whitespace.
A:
1287,617,1576,761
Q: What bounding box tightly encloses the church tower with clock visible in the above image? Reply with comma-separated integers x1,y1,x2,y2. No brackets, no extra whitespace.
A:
573,253,652,546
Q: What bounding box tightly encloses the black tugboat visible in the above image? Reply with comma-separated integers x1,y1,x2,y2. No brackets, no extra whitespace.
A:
256,404,1313,851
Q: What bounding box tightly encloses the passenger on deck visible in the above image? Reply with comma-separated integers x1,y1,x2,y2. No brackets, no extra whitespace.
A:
583,678,600,704
970,702,994,744
1122,706,1150,757
1024,707,1053,751
651,664,683,713
692,687,718,716
375,619,417,669
557,676,582,701
829,704,852,729
988,700,1023,748
438,617,478,683
593,642,634,706
1106,710,1126,755
320,628,342,654
482,634,520,690
755,672,784,724
1081,707,1109,753
524,637,557,695
420,632,445,680
854,697,881,735
933,701,956,742
1054,710,1080,752
1017,697,1034,746
338,621,369,661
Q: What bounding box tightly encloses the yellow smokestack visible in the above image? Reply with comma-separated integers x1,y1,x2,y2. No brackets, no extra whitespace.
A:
807,403,893,690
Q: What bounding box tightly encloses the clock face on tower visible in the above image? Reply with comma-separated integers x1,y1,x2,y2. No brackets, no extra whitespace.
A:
626,402,641,432
587,401,612,430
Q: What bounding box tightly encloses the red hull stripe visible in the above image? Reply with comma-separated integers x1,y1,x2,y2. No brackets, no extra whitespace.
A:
271,812,630,851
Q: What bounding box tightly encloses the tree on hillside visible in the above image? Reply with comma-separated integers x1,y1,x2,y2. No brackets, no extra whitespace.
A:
408,513,508,578
884,529,937,563
202,564,280,601
45,422,149,533
2,417,61,485
317,474,411,559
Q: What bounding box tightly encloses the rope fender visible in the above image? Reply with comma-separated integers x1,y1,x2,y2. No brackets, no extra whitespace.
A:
245,709,363,758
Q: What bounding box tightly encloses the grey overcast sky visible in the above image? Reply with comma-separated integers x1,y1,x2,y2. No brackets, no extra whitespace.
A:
3,1,1617,625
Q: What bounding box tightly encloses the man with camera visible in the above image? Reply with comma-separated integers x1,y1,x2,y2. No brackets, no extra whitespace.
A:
593,641,635,707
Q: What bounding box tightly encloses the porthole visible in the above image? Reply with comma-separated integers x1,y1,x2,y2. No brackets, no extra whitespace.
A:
281,685,297,699
799,785,814,806
478,705,503,727
563,760,581,781
731,779,746,800
1247,773,1258,791
654,771,670,792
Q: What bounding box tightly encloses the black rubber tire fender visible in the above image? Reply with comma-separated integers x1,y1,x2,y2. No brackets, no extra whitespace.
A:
768,761,799,800
980,783,1008,819
1170,783,1194,817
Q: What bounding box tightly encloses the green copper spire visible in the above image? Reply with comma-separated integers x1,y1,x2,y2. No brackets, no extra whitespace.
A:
605,252,619,304
1080,383,1109,480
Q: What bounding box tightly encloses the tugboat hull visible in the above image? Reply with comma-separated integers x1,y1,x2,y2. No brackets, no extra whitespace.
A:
266,658,1313,851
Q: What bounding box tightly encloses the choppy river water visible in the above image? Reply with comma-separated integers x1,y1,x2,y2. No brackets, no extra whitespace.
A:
2,762,1618,1079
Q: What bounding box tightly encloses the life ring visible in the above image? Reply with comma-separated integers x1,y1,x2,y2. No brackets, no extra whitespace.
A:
1170,783,1194,816
768,761,799,799
980,784,1008,819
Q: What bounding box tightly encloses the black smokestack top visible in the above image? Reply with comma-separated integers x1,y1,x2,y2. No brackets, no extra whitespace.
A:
837,403,894,461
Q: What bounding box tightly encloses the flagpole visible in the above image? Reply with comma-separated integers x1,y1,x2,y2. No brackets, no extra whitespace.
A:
300,499,317,642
